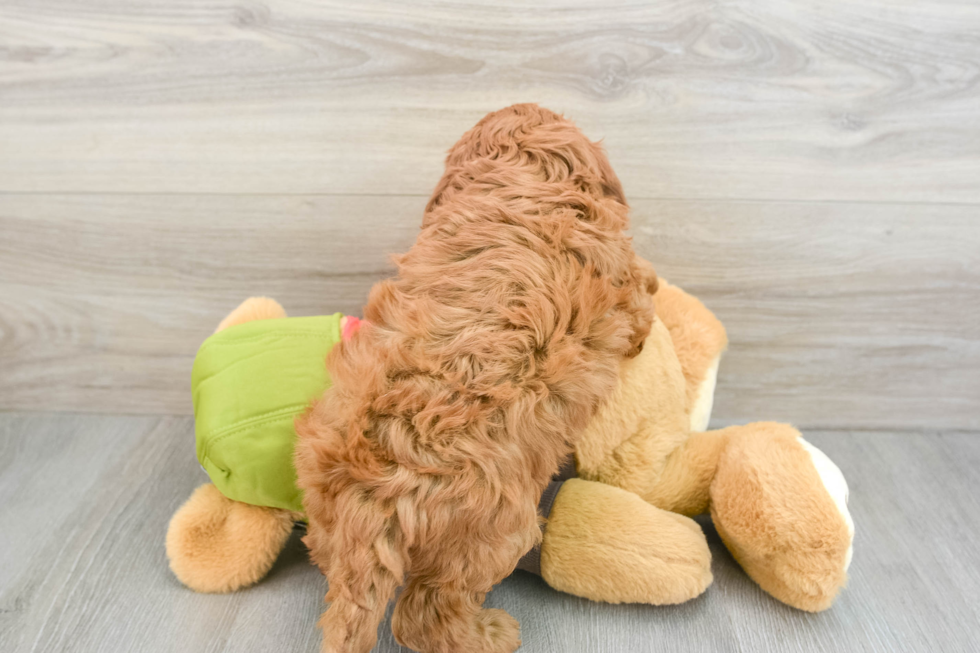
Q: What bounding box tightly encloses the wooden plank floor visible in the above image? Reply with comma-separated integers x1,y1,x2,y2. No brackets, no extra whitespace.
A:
1,412,978,653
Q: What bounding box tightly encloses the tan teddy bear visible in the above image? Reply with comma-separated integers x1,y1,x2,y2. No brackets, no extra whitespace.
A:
167,280,853,612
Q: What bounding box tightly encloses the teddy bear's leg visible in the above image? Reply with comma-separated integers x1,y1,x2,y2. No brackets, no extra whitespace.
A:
657,424,853,611
639,430,727,517
650,423,853,611
539,479,713,605
166,483,299,593
644,425,853,610
708,422,853,611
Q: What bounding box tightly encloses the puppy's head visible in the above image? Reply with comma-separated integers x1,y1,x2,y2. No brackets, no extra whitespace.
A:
427,103,628,212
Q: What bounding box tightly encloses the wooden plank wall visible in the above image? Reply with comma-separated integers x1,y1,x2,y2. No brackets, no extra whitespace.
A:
1,0,978,430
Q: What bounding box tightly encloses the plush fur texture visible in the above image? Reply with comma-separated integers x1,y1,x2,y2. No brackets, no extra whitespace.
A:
540,477,712,605
575,316,691,495
166,483,296,593
653,281,728,419
574,281,853,611
215,296,287,331
294,104,656,653
710,424,852,611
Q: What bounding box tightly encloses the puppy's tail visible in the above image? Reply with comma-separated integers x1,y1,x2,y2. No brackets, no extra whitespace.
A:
319,494,407,653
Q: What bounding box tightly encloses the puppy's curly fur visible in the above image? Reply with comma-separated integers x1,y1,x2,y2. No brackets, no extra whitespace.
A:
295,104,656,653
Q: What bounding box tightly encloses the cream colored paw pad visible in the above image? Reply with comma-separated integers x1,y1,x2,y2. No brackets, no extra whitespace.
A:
689,354,721,433
798,437,854,571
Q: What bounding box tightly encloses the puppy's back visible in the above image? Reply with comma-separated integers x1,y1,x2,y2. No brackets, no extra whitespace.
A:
296,104,653,653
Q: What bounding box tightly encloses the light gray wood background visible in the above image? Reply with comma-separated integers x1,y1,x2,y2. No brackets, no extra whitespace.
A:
1,0,978,429
1,1,979,651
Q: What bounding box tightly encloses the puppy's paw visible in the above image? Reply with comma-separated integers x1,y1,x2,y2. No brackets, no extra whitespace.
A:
317,609,368,653
476,608,521,653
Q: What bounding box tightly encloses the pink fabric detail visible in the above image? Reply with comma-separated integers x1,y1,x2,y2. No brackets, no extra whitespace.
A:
341,316,364,341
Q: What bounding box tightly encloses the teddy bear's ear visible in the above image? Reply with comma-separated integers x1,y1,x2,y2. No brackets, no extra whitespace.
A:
216,297,287,333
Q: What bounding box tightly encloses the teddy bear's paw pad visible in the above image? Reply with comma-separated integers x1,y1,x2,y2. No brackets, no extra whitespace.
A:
690,353,721,433
797,437,854,571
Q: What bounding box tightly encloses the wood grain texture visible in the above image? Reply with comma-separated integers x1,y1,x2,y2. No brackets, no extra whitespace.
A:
0,193,424,416
639,200,980,431
1,412,978,652
2,194,977,429
1,0,979,201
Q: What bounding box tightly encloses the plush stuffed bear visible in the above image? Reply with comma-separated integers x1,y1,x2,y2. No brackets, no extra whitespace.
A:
167,281,853,611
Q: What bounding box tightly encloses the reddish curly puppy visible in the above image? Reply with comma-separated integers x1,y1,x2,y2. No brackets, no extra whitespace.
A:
295,104,656,653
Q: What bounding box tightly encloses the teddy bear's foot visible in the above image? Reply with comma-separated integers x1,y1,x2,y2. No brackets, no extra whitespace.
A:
797,437,854,572
710,423,853,612
166,483,296,593
540,478,713,605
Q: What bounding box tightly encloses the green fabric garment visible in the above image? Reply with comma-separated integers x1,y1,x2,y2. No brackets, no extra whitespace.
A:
192,314,343,514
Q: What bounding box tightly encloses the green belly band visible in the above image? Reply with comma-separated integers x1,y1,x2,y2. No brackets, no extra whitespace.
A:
191,314,343,514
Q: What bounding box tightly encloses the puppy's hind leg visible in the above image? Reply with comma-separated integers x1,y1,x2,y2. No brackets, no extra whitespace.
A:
314,494,407,653
392,577,521,653
390,511,533,653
